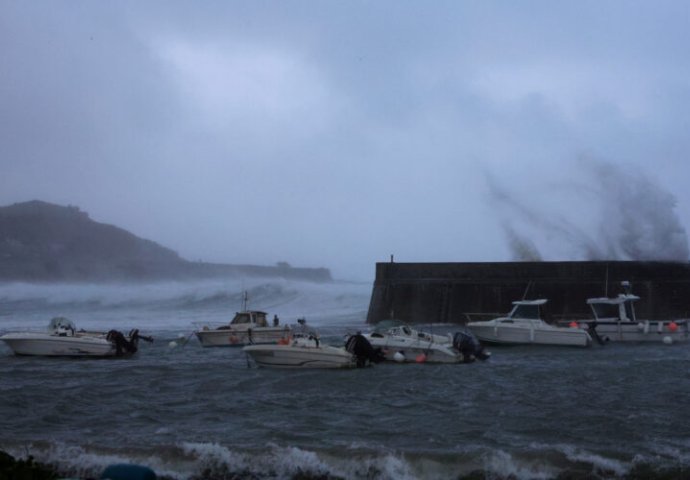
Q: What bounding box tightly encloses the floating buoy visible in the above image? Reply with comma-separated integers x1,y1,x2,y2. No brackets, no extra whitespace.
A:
663,336,673,345
168,341,178,348
568,321,578,328
637,322,645,331
668,322,679,332
393,351,405,363
415,353,427,363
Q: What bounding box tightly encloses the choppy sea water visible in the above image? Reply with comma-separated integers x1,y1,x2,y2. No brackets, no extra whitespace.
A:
1,278,689,480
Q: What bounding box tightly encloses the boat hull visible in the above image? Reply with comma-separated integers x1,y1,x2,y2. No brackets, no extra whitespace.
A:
0,333,117,357
467,324,591,347
195,327,289,347
364,336,463,363
583,321,689,343
243,344,356,369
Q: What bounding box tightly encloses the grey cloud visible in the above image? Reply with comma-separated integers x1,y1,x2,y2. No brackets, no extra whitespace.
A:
1,1,689,279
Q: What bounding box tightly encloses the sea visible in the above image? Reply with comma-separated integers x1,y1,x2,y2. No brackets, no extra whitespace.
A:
1,277,689,480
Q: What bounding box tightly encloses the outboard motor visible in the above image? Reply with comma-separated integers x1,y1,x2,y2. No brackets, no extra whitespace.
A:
107,330,137,356
453,330,491,363
106,329,153,356
345,333,385,367
586,321,607,345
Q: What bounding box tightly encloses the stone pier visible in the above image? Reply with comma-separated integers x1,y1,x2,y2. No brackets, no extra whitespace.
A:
366,261,690,324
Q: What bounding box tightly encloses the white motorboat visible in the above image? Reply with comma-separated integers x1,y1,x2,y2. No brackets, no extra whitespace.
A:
466,299,591,347
244,327,384,369
0,317,152,357
195,310,291,347
581,281,689,344
363,325,490,363
243,333,354,369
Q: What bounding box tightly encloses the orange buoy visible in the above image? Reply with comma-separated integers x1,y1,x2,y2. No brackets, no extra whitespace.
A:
415,353,427,363
668,322,679,332
568,321,578,328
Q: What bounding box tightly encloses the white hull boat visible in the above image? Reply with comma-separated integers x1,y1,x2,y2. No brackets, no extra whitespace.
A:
582,281,689,344
243,334,356,369
467,300,591,347
244,331,384,369
195,310,290,347
0,317,151,357
364,325,490,363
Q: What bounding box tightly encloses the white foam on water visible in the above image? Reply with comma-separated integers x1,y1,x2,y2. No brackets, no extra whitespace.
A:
179,441,426,480
181,441,339,479
481,449,558,480
0,278,372,330
557,443,629,477
7,443,165,480
640,437,690,465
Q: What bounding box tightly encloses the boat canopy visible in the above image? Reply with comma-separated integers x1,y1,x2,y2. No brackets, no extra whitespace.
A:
586,294,640,305
509,299,547,320
48,316,76,332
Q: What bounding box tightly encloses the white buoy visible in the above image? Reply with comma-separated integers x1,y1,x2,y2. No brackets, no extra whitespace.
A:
168,341,178,348
662,336,673,345
393,351,405,363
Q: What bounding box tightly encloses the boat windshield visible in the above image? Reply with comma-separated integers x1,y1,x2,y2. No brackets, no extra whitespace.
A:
511,304,541,320
231,311,268,326
590,303,620,320
232,313,252,324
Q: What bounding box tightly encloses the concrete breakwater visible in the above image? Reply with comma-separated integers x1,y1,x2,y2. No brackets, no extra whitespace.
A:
366,261,690,324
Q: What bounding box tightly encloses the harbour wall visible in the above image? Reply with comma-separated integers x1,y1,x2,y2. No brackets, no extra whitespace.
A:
366,261,690,324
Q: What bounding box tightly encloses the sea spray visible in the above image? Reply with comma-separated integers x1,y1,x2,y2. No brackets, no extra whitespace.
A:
487,158,689,262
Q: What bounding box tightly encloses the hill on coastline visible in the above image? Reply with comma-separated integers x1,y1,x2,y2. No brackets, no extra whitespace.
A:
0,201,331,282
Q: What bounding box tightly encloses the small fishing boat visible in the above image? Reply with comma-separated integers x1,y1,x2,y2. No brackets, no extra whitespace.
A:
466,299,591,347
582,281,689,344
243,330,383,369
363,324,490,363
195,310,291,347
0,316,152,357
194,292,291,347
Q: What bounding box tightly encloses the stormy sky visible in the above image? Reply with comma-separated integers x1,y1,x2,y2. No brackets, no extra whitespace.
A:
2,1,689,279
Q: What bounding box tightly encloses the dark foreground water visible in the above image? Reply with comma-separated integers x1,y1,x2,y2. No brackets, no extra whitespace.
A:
1,280,689,479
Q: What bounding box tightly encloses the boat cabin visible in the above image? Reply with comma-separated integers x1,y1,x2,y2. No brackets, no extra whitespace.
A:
508,299,548,321
230,311,269,327
587,294,639,323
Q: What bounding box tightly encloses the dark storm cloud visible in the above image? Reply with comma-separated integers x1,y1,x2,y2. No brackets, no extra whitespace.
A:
1,1,689,279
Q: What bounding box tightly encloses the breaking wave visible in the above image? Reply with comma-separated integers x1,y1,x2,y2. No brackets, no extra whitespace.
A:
5,440,689,480
0,278,371,330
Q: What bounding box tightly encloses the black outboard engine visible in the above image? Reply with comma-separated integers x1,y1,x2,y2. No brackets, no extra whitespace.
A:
106,330,138,356
453,330,491,363
586,321,607,345
345,333,385,367
106,329,153,356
